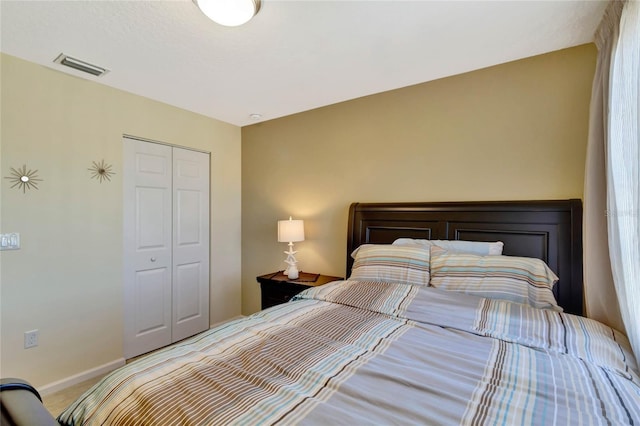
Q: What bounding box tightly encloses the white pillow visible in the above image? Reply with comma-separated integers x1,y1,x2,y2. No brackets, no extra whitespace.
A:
393,238,504,256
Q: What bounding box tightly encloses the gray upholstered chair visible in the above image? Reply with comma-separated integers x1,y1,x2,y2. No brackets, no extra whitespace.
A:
0,378,58,425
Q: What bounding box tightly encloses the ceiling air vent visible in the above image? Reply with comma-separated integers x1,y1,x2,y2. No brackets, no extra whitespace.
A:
53,53,109,77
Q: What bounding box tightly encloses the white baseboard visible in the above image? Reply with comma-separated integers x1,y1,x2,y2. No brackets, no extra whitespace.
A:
210,315,245,329
39,358,126,396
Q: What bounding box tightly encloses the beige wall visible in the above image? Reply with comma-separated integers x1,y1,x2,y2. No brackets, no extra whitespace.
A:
241,44,597,315
0,42,597,388
0,54,242,388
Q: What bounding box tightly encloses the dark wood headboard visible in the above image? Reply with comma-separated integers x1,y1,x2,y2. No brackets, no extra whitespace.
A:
346,199,583,315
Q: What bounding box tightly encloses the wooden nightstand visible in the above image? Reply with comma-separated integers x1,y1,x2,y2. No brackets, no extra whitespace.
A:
257,271,343,310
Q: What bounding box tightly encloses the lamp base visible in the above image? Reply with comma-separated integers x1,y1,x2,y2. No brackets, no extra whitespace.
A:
285,265,299,280
283,241,300,280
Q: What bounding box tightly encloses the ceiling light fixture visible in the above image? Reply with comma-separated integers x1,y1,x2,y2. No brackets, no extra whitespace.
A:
194,0,261,27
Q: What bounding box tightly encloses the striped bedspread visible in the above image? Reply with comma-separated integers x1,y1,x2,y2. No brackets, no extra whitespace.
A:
58,280,640,425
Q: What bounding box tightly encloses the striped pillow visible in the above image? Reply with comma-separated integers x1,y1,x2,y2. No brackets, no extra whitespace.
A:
350,244,430,286
429,246,561,311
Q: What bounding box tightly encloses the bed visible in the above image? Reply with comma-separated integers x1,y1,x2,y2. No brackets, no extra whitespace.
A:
57,199,640,425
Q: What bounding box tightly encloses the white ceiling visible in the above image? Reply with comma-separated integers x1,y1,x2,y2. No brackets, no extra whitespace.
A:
1,0,607,127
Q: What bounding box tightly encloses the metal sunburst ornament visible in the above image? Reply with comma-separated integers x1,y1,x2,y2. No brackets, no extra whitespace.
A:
5,165,42,193
89,160,115,183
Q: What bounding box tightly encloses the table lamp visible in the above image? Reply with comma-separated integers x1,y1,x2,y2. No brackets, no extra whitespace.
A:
277,217,305,279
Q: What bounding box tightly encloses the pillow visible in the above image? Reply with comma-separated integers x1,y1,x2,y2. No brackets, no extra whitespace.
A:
429,246,561,311
393,238,504,256
350,244,430,286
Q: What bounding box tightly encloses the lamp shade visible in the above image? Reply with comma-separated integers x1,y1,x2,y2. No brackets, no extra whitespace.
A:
194,0,261,27
278,218,305,243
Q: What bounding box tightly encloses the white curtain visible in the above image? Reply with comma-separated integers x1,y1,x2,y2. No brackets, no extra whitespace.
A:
583,0,625,333
606,0,640,366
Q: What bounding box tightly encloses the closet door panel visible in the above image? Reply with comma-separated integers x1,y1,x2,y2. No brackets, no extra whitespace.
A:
174,262,201,323
172,147,210,342
134,268,171,334
124,139,173,358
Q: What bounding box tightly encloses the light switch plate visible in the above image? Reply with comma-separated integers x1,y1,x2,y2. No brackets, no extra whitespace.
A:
0,233,20,250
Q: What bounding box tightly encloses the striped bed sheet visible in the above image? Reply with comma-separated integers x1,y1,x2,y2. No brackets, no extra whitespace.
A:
58,280,640,425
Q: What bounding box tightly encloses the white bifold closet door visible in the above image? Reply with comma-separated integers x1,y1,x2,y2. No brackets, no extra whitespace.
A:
123,137,210,359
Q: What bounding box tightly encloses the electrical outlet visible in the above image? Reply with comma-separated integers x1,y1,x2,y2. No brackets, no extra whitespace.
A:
24,330,38,349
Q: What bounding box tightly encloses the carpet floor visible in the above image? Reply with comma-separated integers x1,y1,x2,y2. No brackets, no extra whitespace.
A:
42,375,104,418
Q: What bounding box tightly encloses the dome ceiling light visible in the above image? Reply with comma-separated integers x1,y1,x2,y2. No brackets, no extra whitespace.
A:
194,0,261,27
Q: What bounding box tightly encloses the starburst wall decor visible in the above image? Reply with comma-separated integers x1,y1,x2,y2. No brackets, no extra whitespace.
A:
5,165,42,193
89,160,115,183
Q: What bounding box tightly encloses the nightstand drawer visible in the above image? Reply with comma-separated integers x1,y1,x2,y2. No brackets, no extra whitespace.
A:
260,281,306,309
262,295,290,309
257,271,343,310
